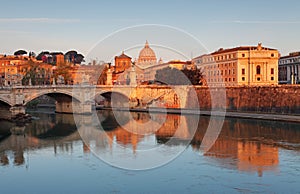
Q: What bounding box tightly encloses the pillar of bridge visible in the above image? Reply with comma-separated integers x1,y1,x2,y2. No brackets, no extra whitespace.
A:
55,101,92,114
10,106,26,117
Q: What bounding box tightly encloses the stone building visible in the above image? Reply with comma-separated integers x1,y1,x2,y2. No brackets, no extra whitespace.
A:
0,55,53,86
278,52,300,84
114,51,132,73
111,41,195,85
136,40,157,66
192,43,279,86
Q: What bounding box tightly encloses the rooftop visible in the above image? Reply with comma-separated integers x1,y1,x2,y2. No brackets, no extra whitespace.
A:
280,51,300,59
115,51,132,59
210,43,277,55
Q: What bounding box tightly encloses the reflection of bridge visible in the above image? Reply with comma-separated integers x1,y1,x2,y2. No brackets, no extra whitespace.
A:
1,110,299,174
0,84,188,119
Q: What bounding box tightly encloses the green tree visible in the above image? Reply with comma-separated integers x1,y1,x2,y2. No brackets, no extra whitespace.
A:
65,50,85,65
182,68,204,85
155,67,204,85
36,51,50,60
14,49,27,56
54,63,73,84
22,60,51,85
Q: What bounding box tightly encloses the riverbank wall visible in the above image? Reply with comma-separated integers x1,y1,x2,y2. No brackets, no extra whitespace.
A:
187,85,300,115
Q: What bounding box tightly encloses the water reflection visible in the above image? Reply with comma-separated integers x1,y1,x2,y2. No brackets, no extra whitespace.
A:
0,113,81,166
0,110,300,175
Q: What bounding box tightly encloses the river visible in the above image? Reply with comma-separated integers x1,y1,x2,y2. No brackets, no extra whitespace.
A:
0,110,300,193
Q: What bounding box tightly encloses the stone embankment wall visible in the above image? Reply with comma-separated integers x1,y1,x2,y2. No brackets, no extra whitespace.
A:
188,85,300,114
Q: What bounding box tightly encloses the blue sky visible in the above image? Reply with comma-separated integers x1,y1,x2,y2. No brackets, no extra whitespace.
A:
0,0,300,62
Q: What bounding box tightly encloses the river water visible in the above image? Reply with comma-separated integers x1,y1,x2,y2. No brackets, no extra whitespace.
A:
0,110,300,193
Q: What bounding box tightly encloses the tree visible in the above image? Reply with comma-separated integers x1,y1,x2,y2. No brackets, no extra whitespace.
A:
182,68,204,85
65,50,85,65
65,50,77,64
155,67,204,85
36,51,50,60
14,49,27,56
53,63,73,84
29,51,36,58
75,53,85,64
22,60,51,85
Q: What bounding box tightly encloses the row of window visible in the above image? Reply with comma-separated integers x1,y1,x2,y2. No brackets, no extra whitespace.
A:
279,57,300,65
241,67,275,75
205,62,237,69
207,77,236,82
207,69,236,76
197,54,238,63
240,76,274,81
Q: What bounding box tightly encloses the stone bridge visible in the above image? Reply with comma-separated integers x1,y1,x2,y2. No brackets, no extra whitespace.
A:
0,84,191,119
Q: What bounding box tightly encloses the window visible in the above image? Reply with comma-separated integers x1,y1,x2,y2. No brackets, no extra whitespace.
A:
242,77,245,81
242,68,245,75
271,53,274,57
225,78,227,81
242,53,245,57
271,68,274,75
229,78,231,81
257,77,261,81
228,70,231,75
232,69,235,75
233,78,235,81
256,65,261,75
271,77,274,81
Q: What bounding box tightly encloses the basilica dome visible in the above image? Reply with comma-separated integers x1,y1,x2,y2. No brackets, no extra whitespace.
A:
137,41,157,66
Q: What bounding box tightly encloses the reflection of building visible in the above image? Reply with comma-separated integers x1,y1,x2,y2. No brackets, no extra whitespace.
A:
192,43,279,86
106,128,142,153
195,119,280,177
279,52,300,84
237,141,278,177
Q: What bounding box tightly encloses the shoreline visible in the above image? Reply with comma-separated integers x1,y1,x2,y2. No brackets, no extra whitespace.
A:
96,107,300,123
2,107,299,124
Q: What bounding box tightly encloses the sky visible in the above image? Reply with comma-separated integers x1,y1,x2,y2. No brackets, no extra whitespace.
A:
0,0,300,63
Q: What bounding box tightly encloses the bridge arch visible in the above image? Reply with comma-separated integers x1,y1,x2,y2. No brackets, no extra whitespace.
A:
93,90,130,107
0,98,13,107
24,90,82,105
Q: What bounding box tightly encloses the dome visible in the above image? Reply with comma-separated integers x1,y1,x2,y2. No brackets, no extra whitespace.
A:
137,41,157,66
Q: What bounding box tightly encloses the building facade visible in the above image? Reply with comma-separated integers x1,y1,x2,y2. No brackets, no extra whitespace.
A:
114,52,132,73
192,43,279,86
111,41,195,85
0,55,53,86
278,52,300,84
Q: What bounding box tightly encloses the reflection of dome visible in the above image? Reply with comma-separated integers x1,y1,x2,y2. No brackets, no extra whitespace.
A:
137,41,157,66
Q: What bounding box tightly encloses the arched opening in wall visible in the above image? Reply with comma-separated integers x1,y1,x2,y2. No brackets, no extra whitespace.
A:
25,93,81,112
0,100,12,120
94,92,129,108
26,95,56,110
256,65,261,75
